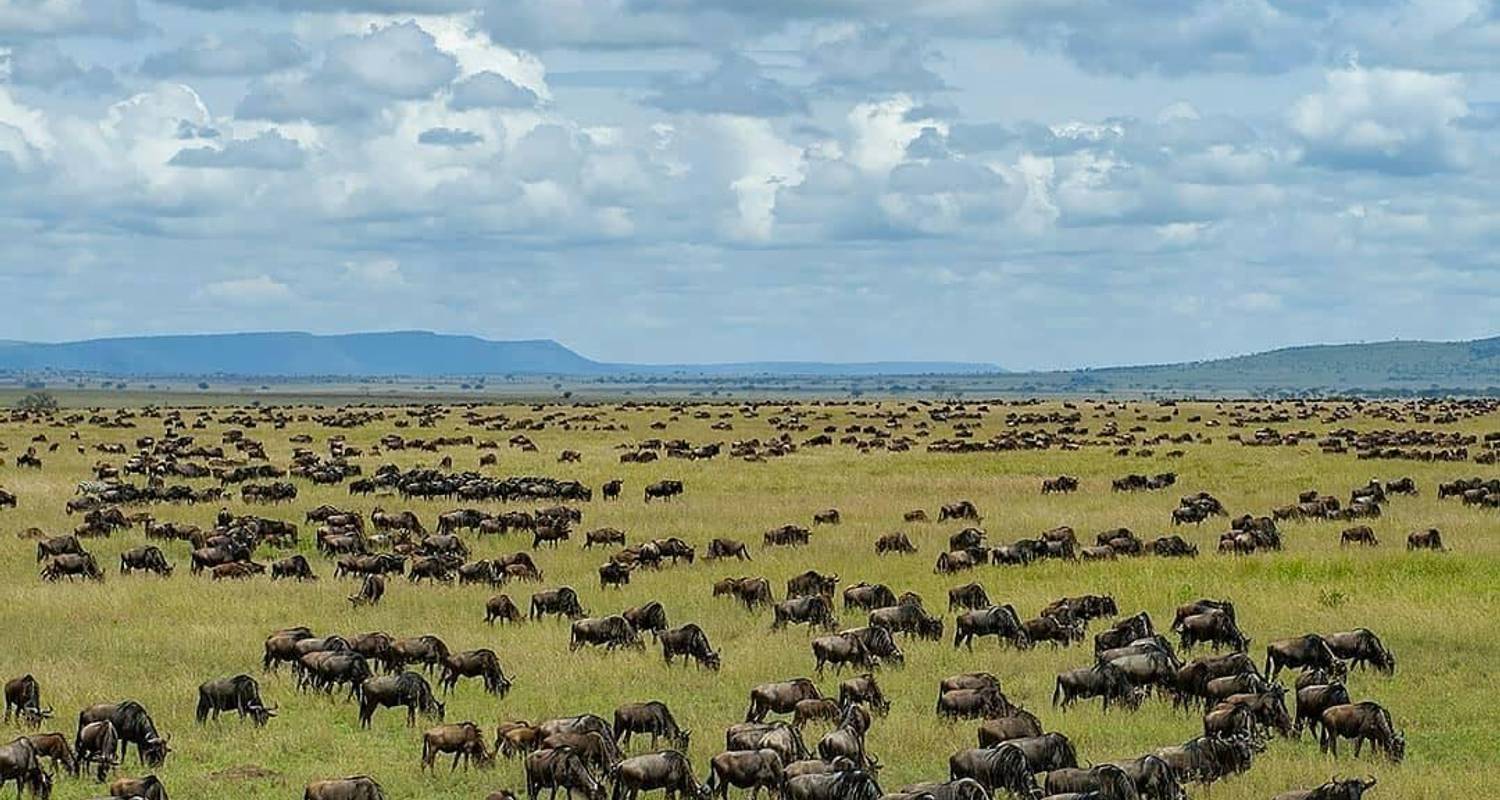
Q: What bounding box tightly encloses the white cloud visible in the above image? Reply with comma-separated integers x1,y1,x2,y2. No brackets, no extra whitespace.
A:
199,275,293,303
1289,66,1473,174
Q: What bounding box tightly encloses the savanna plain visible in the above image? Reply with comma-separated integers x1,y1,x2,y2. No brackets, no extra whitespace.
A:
1,397,1496,800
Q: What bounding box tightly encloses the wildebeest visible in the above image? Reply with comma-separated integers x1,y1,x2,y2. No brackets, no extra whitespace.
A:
1340,526,1378,547
609,750,705,800
271,554,316,581
1177,610,1249,652
1171,600,1234,631
348,574,385,607
939,501,980,522
976,709,1044,746
1095,612,1155,652
838,674,890,716
358,672,444,728
75,720,118,781
1271,776,1377,800
772,597,837,631
108,773,168,799
1319,703,1405,761
948,743,1037,798
868,602,944,641
196,675,275,726
614,701,690,751
842,583,897,613
811,635,878,674
624,602,669,638
1022,615,1083,648
4,677,48,728
746,679,822,723
1406,528,1444,551
0,736,49,798
600,562,633,590
40,553,104,582
1266,635,1343,679
75,701,169,767
532,587,587,620
875,533,916,555
644,480,685,503
727,721,808,766
421,721,493,772
527,747,607,800
1152,735,1253,785
660,624,721,670
706,749,783,800
1296,683,1350,739
705,539,752,561
1006,732,1079,772
1324,629,1395,675
1053,662,1133,711
440,649,512,696
487,594,523,625
954,605,1029,651
936,687,1010,720
585,528,627,549
947,583,990,612
35,536,84,563
572,616,645,651
304,775,386,800
764,525,811,548
22,733,72,779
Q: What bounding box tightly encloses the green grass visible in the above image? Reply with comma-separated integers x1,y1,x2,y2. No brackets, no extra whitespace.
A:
0,399,1496,799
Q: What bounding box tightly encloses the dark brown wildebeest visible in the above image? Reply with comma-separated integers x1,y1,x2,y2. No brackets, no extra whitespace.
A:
771,597,836,631
1406,528,1444,551
939,501,980,522
600,562,633,590
532,587,586,620
976,708,1043,746
389,635,451,674
304,775,386,800
441,650,512,696
874,533,916,556
4,676,48,727
812,509,840,526
1340,526,1378,547
644,480,684,503
1053,662,1133,711
934,550,976,575
1042,475,1079,494
1171,599,1234,631
837,628,903,667
947,583,989,612
487,594,523,625
745,679,821,723
1272,776,1378,800
810,635,877,675
614,701,690,751
1178,610,1250,652
763,525,810,548
76,720,118,781
1021,615,1082,648
706,749,783,800
496,721,542,758
348,575,385,607
948,528,986,552
790,699,841,730
1005,732,1079,773
35,536,84,563
261,627,318,672
903,510,928,523
1320,703,1404,761
1266,635,1343,679
953,605,1029,651
1152,735,1253,785
609,750,705,800
705,539,751,561
358,672,444,728
1041,763,1139,800
1094,612,1154,652
76,701,169,768
602,480,623,501
271,554,316,581
623,602,669,638
1174,651,1261,698
842,583,896,613
712,577,773,610
571,616,644,651
936,686,1009,720
1296,683,1350,739
787,572,842,601
948,743,1037,798
1324,629,1395,675
196,675,274,726
421,721,493,772
109,774,167,799
210,561,266,581
660,624,721,670
526,747,606,800
868,601,944,641
40,553,103,582
23,732,72,778
585,528,627,549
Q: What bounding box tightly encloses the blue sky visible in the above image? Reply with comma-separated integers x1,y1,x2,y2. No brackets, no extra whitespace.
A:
1,0,1498,369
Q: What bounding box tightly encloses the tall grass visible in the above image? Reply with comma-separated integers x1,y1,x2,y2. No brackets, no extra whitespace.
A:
0,400,1496,799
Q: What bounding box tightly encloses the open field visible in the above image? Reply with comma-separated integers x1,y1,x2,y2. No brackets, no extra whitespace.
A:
0,398,1497,799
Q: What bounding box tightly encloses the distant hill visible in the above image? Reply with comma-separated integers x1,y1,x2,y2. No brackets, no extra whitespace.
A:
0,332,1000,378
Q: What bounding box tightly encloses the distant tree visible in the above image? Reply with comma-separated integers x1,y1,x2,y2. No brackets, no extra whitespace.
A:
197,381,210,390
16,391,58,411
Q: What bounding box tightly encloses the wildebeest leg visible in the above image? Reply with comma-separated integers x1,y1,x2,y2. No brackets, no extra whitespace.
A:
452,751,461,771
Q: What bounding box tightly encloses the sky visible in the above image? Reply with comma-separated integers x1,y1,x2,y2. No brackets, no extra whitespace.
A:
1,1,1498,370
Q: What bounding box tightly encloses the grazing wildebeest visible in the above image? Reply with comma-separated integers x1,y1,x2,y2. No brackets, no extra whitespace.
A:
660,624,721,670
838,674,890,716
40,553,104,582
812,509,840,526
1022,615,1083,648
705,539,751,561
936,687,1009,720
4,677,48,727
1340,526,1378,547
1324,630,1395,675
947,583,989,612
976,709,1044,746
811,635,878,675
726,722,807,766
1266,635,1343,679
196,675,275,726
745,679,822,723
586,528,627,549
421,721,493,772
271,554,316,581
441,649,512,696
358,672,444,728
1152,735,1253,785
786,571,838,600
1053,663,1133,711
939,501,980,522
624,602,669,638
527,747,607,800
1406,528,1444,551
117,545,171,577
785,767,882,800
1271,776,1377,800
953,605,1029,651
868,602,944,641
532,588,587,620
75,701,169,767
1094,612,1154,652
1296,682,1351,739
609,751,705,800
875,533,916,555
304,775,386,800
348,575,385,606
572,616,645,651
108,774,167,799
1177,610,1249,652
706,749,783,800
1170,599,1234,631
36,536,84,563
23,733,72,778
842,583,897,613
791,699,841,730
1319,703,1405,762
0,736,49,798
614,701,690,750
948,743,1037,798
487,595,523,625
75,720,118,781
771,597,836,632
1005,732,1079,773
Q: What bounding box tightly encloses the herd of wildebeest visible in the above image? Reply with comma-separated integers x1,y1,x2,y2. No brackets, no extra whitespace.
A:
1,397,1497,800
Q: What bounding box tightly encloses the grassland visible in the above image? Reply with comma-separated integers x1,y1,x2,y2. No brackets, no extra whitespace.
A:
0,399,1496,800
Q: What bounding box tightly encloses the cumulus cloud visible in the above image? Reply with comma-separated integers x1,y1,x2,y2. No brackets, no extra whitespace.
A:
644,53,807,117
448,70,538,110
0,0,145,40
199,274,293,303
141,32,306,77
1289,66,1473,174
417,126,482,146
168,130,305,169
